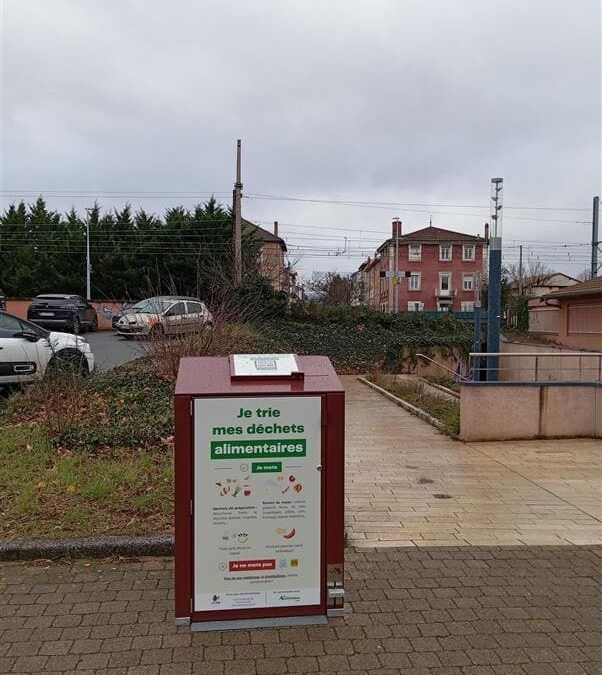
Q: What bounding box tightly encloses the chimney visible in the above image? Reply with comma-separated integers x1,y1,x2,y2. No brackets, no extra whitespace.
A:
484,222,489,243
273,221,279,238
392,218,402,239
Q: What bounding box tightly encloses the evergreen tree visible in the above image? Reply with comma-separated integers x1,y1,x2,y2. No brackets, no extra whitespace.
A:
0,196,265,303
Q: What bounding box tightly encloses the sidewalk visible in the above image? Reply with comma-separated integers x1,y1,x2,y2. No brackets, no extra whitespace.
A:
1,547,601,674
344,376,602,547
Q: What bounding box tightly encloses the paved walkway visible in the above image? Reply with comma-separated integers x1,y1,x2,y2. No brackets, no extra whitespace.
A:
344,377,602,548
1,548,601,674
1,375,601,674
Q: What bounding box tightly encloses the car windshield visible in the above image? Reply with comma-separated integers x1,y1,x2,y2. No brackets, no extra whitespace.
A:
33,296,76,306
131,298,174,313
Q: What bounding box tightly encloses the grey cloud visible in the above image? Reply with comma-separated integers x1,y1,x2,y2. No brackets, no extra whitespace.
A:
1,0,599,276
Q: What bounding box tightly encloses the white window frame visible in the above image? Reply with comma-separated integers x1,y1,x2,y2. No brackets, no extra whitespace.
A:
461,301,475,311
463,274,474,291
407,301,424,312
439,244,452,261
408,272,421,291
408,244,422,261
439,272,451,291
462,244,475,261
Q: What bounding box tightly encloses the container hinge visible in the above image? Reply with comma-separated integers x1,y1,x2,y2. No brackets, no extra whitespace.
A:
328,586,345,599
190,597,194,611
190,400,193,416
190,499,193,515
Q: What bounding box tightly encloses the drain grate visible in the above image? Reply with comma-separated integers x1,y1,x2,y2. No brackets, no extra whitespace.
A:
433,493,452,499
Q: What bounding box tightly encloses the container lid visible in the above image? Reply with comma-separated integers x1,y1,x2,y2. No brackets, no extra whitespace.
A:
175,355,344,396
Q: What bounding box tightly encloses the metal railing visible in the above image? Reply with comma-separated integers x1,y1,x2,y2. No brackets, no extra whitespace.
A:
469,351,602,383
416,353,470,382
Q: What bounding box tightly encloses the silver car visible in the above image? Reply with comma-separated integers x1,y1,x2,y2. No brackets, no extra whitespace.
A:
115,296,213,339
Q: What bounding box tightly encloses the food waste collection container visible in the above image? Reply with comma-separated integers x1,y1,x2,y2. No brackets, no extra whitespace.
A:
174,354,345,631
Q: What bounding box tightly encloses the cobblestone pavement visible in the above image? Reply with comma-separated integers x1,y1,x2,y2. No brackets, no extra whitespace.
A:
345,377,602,547
1,548,601,674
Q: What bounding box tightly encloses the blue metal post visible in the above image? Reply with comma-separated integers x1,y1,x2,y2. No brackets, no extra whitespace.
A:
486,238,502,381
473,303,481,380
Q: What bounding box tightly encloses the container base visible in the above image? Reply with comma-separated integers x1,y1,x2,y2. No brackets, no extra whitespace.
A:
191,614,328,632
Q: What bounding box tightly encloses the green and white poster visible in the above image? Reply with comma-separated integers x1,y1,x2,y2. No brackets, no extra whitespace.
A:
194,396,322,612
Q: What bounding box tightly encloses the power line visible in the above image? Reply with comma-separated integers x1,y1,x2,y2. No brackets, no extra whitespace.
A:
244,193,590,212
0,189,589,211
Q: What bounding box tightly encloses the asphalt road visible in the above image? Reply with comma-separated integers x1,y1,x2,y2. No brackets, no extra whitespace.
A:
86,331,148,372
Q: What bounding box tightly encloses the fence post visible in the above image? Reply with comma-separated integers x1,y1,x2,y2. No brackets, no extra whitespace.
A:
534,356,539,382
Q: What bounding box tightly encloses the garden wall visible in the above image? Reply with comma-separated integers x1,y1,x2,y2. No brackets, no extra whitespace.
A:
460,382,601,441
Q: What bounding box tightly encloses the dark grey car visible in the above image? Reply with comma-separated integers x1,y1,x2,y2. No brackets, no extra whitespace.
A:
27,294,98,334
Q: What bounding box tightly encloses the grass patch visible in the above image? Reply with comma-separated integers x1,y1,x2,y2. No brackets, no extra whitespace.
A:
369,373,460,437
0,424,173,539
421,374,461,393
1,359,173,453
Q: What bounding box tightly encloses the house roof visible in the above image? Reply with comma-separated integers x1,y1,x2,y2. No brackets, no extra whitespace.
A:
242,218,287,251
508,272,580,290
545,277,602,299
376,225,482,252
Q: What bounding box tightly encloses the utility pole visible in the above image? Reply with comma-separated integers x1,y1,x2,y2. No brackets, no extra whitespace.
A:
233,139,243,286
518,244,523,295
487,178,503,382
85,207,92,300
394,218,399,313
591,195,600,278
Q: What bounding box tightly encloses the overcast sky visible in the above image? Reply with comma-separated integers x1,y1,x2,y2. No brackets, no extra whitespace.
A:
1,0,600,278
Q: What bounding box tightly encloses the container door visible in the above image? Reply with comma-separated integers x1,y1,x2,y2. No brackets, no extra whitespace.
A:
192,395,323,618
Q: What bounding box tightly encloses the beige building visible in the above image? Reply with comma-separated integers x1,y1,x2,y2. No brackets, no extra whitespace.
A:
509,272,579,302
242,219,296,294
528,276,602,351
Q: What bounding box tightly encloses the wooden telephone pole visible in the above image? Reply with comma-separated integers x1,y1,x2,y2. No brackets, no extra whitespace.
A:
233,139,243,286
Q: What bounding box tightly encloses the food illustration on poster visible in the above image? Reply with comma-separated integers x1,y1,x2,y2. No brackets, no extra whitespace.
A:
194,396,321,612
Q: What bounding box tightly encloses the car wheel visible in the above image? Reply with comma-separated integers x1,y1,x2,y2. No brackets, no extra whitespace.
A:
90,316,98,332
47,349,90,377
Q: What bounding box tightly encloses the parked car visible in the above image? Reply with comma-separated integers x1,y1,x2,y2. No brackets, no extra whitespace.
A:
27,294,98,334
111,304,134,331
115,296,213,338
0,288,6,311
0,310,94,384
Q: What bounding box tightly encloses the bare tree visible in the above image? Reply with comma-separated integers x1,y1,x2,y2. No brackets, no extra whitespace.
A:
305,271,354,307
504,258,552,290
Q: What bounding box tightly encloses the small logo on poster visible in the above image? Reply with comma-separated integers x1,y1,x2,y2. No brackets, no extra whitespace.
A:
211,594,221,605
279,593,301,602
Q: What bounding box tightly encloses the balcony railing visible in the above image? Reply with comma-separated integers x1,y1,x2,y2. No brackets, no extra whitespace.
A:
435,289,457,298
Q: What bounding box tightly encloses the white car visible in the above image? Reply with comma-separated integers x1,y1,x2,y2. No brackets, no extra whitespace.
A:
0,311,95,384
115,296,213,339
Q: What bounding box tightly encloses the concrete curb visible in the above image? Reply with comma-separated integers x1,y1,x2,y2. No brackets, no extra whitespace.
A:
417,376,461,400
357,376,460,440
0,534,174,562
